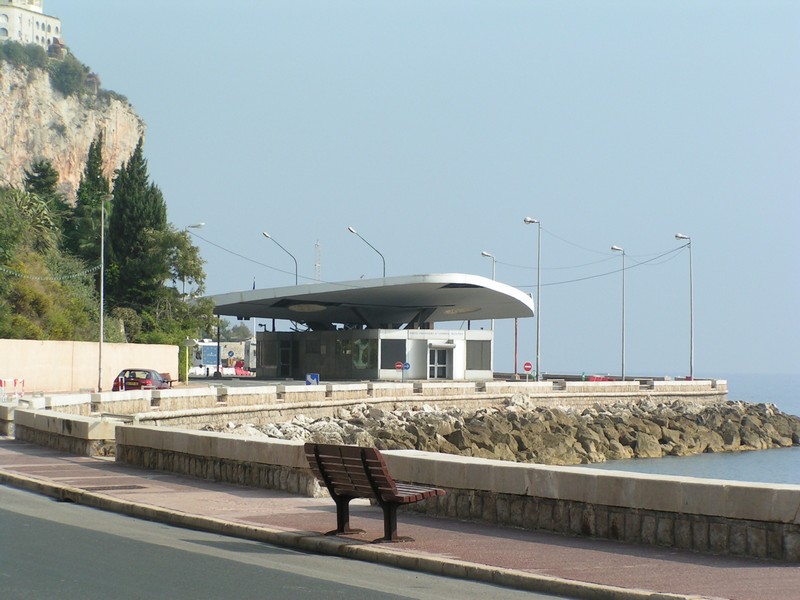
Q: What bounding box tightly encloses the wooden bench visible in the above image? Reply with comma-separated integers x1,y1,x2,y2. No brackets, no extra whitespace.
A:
304,442,445,543
159,373,176,388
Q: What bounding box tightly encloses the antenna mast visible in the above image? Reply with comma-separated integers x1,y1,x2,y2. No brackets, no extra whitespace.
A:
314,240,321,281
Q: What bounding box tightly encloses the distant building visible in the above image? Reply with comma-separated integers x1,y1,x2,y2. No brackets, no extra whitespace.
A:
0,0,62,49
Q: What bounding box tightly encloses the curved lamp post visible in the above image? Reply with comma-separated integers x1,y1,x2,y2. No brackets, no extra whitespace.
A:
481,251,497,373
348,226,385,278
675,233,693,380
523,217,541,380
611,245,625,381
262,232,298,285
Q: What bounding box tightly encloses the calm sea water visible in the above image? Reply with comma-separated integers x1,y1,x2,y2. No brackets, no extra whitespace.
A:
579,374,800,485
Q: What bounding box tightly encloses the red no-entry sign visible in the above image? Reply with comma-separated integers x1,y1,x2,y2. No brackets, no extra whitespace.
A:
395,361,404,370
523,361,533,373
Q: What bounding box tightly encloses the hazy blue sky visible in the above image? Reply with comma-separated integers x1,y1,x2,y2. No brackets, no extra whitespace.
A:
47,1,798,377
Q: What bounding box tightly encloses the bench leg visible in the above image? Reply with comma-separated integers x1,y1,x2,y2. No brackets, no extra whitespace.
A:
375,502,413,543
326,495,365,536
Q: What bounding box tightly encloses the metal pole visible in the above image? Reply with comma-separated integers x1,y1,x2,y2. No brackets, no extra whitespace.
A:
675,234,694,379
98,197,105,392
535,221,541,381
621,250,625,381
481,252,497,374
215,315,221,378
688,241,694,380
611,245,625,381
514,318,518,378
523,217,541,380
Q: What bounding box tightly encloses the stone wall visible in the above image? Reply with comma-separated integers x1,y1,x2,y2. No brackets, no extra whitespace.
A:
115,425,317,496
13,409,118,457
111,423,800,561
384,450,800,562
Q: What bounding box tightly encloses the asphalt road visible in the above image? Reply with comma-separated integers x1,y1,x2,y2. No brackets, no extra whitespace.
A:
0,485,566,600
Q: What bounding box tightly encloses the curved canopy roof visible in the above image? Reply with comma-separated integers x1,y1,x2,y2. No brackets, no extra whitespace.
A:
209,273,534,330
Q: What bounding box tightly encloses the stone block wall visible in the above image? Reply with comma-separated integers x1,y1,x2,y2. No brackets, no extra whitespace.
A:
13,409,118,456
115,425,318,496
382,449,800,561
0,403,14,436
107,424,800,561
403,487,800,561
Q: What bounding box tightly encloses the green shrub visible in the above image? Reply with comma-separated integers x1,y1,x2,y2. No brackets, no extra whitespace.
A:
0,41,48,68
49,53,88,96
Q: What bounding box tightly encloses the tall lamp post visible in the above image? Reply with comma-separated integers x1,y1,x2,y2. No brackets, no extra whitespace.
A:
262,232,298,285
98,194,113,392
183,223,205,297
523,217,541,380
348,226,385,278
675,233,693,380
611,245,625,381
481,251,497,373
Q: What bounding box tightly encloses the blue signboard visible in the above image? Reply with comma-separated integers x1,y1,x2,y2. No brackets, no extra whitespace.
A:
201,345,218,366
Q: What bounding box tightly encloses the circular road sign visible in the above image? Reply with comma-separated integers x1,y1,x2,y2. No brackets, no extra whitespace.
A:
395,361,404,370
523,361,533,373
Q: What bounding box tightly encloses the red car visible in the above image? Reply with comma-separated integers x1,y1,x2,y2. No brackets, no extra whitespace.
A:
112,369,172,391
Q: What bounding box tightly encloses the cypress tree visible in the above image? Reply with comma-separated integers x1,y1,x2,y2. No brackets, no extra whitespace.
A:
106,137,168,311
66,132,109,260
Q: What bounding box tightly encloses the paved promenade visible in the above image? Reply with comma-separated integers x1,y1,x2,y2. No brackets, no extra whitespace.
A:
1,438,797,600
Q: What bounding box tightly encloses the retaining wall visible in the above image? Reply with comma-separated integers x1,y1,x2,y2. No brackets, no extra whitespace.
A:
7,404,798,561
111,422,799,562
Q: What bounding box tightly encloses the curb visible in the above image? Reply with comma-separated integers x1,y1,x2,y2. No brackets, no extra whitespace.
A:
0,470,717,600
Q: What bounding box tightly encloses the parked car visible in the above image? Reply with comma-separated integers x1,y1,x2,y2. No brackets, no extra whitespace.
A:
112,369,173,391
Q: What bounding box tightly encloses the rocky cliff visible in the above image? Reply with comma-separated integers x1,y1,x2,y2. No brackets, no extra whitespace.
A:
0,61,144,199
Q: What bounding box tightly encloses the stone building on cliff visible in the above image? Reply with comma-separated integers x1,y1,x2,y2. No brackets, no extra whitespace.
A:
0,0,62,49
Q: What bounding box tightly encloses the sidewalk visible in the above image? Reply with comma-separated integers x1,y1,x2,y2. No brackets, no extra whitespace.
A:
1,438,797,600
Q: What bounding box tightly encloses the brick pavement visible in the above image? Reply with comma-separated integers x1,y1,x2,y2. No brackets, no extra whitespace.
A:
1,439,798,600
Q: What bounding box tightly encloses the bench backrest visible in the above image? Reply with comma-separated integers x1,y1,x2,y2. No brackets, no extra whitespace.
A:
304,443,398,501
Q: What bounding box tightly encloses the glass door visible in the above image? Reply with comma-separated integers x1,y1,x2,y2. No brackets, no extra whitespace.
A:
429,348,448,379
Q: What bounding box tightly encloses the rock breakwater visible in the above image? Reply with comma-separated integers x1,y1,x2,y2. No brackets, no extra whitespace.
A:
207,398,800,465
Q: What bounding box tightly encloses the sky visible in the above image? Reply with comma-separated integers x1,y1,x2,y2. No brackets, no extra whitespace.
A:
47,0,799,377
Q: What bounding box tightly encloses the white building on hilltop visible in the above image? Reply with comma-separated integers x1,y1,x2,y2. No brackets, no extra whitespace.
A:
0,0,61,49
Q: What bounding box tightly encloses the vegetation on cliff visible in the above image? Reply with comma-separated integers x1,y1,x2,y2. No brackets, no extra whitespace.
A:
0,43,225,373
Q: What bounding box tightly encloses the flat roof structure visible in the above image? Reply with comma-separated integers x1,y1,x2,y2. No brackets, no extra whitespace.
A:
210,273,534,331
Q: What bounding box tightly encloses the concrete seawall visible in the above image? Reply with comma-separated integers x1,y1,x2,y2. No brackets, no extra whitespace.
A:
111,424,800,561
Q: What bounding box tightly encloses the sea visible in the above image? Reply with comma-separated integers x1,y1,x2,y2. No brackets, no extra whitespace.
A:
577,374,800,485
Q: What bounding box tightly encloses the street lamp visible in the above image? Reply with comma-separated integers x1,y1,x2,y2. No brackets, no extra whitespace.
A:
98,193,113,392
675,233,694,380
611,245,625,381
183,223,204,297
262,232,298,285
481,251,497,374
348,226,386,278
523,217,541,380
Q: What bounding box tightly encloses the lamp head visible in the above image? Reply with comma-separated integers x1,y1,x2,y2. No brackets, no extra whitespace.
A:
480,251,494,258
262,232,271,239
347,226,357,234
675,233,690,240
523,217,539,225
611,245,624,252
